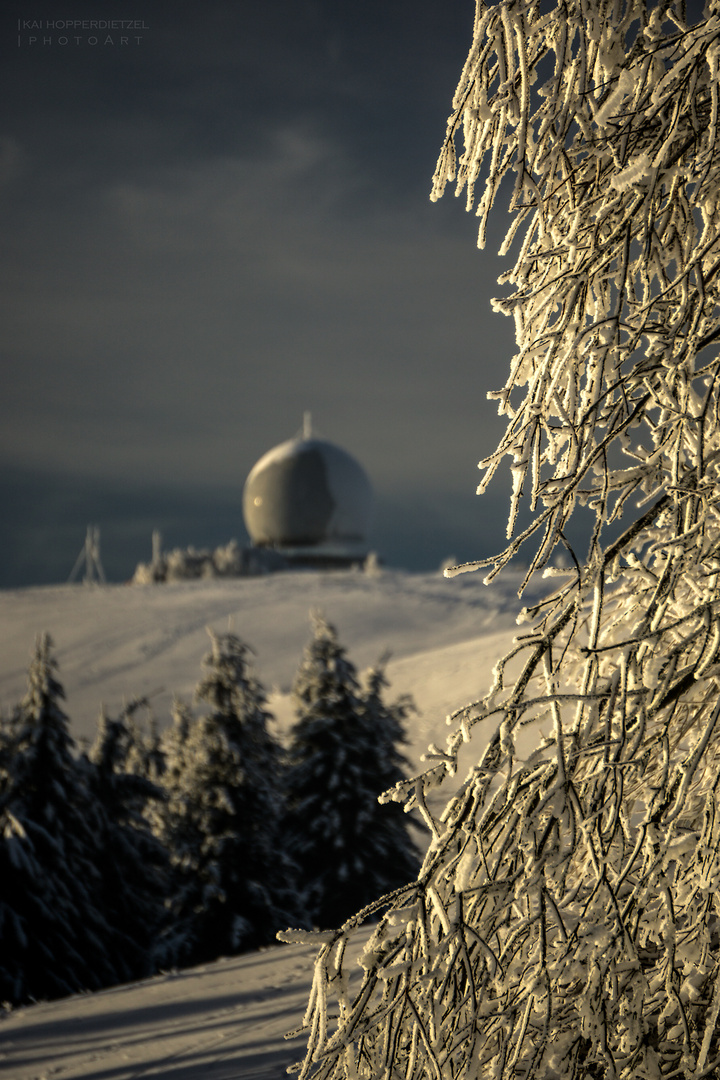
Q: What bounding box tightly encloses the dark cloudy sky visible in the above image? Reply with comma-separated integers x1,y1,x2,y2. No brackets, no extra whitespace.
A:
1,0,519,587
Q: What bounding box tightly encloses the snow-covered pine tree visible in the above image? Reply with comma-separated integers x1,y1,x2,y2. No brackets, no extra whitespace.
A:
357,660,424,897
286,3,720,1078
160,695,193,791
159,630,299,964
154,695,226,963
123,706,165,782
285,615,420,930
0,634,120,1004
85,702,173,978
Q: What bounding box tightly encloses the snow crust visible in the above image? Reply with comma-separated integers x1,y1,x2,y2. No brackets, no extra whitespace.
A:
0,929,371,1079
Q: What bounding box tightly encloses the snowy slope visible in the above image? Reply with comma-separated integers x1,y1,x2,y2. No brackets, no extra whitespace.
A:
0,929,373,1080
0,568,550,1078
0,568,545,767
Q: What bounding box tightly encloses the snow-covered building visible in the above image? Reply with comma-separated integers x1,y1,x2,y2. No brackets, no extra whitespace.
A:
243,417,374,568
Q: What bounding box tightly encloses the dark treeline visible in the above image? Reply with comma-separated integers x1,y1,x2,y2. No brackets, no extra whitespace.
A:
0,615,422,1007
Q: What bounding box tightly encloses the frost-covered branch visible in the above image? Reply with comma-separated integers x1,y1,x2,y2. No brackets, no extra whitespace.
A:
288,3,720,1077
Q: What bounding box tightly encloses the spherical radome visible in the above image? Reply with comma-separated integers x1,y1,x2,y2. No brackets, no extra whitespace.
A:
242,436,374,557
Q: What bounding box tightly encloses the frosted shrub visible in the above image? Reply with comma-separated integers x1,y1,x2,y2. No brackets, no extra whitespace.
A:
286,2,720,1077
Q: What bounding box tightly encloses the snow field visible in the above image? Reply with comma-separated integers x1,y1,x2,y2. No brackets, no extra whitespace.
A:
0,929,373,1080
0,569,543,770
0,568,547,1078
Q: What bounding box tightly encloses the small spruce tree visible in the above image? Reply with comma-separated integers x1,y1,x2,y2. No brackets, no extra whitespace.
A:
86,702,173,977
359,660,424,896
0,634,119,1004
159,630,300,964
285,614,421,929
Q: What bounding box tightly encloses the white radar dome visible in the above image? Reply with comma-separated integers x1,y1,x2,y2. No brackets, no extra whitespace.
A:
242,428,374,562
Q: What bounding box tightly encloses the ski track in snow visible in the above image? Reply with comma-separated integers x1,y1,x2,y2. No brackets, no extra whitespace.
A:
0,931,372,1079
0,569,551,1077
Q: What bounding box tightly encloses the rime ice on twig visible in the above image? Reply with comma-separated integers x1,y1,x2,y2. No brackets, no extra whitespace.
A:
289,3,720,1077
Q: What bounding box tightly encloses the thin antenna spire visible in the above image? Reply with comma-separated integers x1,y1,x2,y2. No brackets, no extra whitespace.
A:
69,525,106,585
303,411,313,439
152,529,163,566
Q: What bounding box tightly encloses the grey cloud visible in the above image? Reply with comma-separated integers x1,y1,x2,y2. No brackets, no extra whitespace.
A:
1,120,514,492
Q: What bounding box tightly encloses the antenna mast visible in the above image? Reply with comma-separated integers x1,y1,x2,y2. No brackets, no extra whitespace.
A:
69,525,106,585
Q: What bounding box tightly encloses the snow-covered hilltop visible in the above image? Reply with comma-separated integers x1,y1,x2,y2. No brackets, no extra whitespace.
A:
0,568,544,762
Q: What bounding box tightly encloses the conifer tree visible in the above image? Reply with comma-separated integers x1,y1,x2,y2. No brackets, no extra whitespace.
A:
124,706,165,782
159,631,298,964
0,634,119,1004
159,696,194,805
285,615,420,930
86,702,172,977
359,661,423,896
288,3,720,1077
